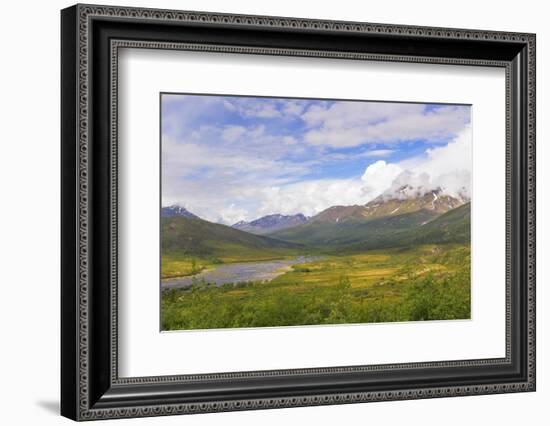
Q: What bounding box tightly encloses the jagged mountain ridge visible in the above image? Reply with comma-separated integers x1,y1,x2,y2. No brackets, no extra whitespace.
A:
162,186,469,251
161,205,200,219
266,187,470,249
232,213,308,235
362,187,465,220
345,202,471,251
309,187,465,225
162,215,302,259
268,202,470,249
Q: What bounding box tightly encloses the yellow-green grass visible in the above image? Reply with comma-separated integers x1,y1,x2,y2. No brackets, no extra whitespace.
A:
161,249,301,279
161,255,212,279
161,244,471,330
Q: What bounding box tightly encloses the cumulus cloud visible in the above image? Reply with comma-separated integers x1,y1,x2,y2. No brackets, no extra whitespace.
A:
417,125,471,194
283,101,306,116
363,126,472,200
257,180,371,218
164,128,472,224
223,100,237,111
360,149,395,158
360,160,403,199
241,127,472,221
223,98,282,119
222,125,247,142
222,97,311,121
162,94,472,224
400,125,471,198
216,204,249,225
303,102,470,148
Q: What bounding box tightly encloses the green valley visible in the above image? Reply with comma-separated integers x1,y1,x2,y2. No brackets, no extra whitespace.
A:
161,216,304,279
158,94,473,332
162,244,470,330
161,198,472,330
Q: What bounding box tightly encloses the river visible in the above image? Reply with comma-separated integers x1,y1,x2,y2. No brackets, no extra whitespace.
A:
161,256,317,289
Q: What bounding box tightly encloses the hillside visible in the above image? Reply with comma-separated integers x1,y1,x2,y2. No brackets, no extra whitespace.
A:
343,202,471,251
362,188,464,219
404,202,471,245
161,195,470,260
269,209,440,247
162,216,301,260
232,213,308,235
308,188,464,225
308,205,371,224
161,205,199,219
269,203,470,250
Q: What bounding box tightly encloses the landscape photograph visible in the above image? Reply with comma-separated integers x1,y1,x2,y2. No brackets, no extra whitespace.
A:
160,93,472,331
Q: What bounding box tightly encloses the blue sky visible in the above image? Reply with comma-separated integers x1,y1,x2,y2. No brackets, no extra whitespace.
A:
161,94,471,224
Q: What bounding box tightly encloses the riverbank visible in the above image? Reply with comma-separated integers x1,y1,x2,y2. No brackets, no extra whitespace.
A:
161,256,318,289
161,244,471,330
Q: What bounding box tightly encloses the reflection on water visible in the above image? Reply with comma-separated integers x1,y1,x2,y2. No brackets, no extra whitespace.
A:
161,256,317,289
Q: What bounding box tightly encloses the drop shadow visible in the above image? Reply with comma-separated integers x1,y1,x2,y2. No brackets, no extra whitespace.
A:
36,400,59,415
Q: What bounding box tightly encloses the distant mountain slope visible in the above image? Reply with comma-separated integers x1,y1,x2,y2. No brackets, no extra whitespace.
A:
269,209,440,247
308,205,370,224
346,202,471,251
308,187,463,225
362,187,464,219
269,203,470,250
162,191,469,256
162,216,301,259
404,202,471,245
232,213,308,235
161,205,199,219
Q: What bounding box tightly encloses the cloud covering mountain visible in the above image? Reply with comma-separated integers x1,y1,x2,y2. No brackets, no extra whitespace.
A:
364,125,472,201
162,94,471,224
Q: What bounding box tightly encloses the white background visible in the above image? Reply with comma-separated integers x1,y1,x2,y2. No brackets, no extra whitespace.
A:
0,0,547,425
119,49,505,377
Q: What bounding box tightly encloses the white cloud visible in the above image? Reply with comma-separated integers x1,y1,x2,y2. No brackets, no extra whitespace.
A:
161,131,311,223
368,126,472,199
216,204,249,225
314,149,395,164
162,137,288,175
162,95,472,224
223,100,237,111
226,98,309,121
253,105,281,118
282,101,305,116
360,149,395,158
234,100,281,119
222,125,246,142
282,136,297,145
361,160,403,199
303,102,470,148
240,127,472,221
257,180,371,218
164,127,472,224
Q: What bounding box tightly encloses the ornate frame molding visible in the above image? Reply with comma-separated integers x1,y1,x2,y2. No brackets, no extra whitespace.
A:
61,4,536,421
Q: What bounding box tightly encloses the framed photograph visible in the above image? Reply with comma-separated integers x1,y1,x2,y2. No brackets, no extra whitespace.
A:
61,4,536,421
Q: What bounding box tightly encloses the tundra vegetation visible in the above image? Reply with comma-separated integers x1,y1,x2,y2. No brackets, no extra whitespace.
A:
161,244,470,330
160,202,471,330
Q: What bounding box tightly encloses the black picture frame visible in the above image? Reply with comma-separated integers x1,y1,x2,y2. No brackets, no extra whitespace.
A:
61,4,536,421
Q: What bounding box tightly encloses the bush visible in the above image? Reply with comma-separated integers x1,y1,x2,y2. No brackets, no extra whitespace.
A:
161,247,471,330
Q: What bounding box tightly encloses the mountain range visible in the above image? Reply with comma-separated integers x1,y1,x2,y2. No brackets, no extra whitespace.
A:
161,205,199,219
162,187,470,255
162,214,301,260
309,187,462,224
268,188,468,248
232,213,308,235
